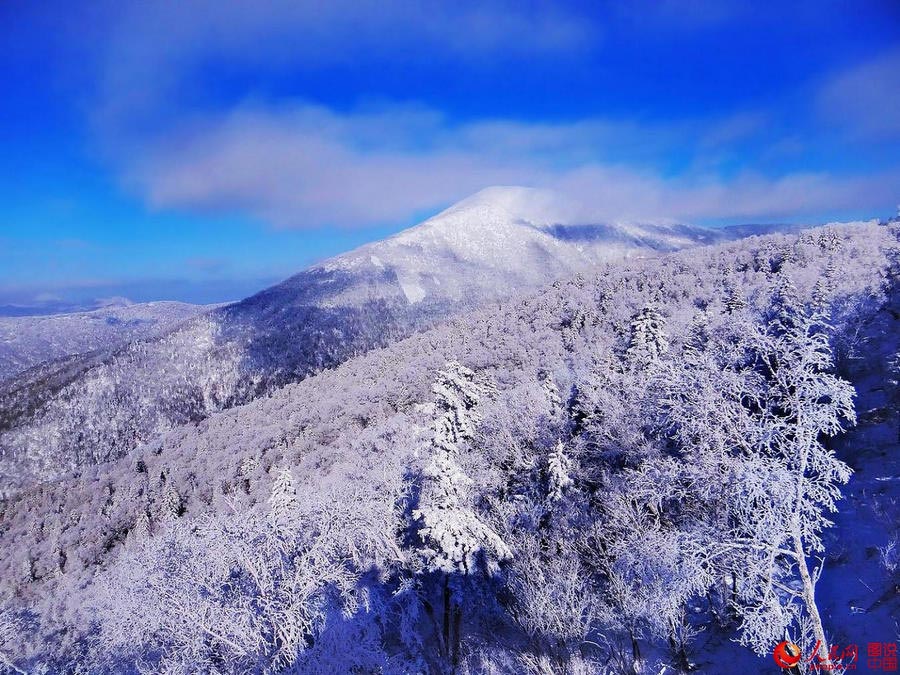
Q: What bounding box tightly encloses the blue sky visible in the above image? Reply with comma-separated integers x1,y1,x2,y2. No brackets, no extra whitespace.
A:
2,1,899,312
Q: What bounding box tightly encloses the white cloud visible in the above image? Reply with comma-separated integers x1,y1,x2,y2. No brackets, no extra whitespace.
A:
80,3,898,229
819,47,900,139
123,103,899,228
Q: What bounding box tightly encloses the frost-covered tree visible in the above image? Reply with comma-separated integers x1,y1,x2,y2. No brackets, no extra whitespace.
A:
428,360,497,453
0,608,26,675
506,533,600,669
626,305,669,365
90,511,349,672
811,278,831,311
161,485,183,521
682,310,711,362
89,469,407,674
415,450,509,577
546,441,573,504
269,466,299,534
539,371,562,413
131,510,152,540
594,458,716,674
729,280,855,664
818,229,843,253
724,285,747,314
412,362,509,666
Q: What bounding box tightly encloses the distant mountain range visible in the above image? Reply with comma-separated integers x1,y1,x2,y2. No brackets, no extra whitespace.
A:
0,301,212,382
0,186,799,494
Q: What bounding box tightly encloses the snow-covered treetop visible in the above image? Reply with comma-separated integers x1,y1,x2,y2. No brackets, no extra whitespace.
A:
431,361,496,452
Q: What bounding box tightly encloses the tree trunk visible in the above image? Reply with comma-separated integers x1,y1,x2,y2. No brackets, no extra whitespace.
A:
630,629,642,675
730,572,739,620
793,531,831,668
668,628,691,672
442,576,451,661
451,602,462,670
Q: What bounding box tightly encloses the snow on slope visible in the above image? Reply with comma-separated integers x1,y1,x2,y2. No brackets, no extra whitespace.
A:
322,186,717,304
0,301,211,382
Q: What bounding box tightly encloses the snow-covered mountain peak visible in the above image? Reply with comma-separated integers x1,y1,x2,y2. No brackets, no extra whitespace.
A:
423,185,574,230
316,186,717,306
312,187,597,303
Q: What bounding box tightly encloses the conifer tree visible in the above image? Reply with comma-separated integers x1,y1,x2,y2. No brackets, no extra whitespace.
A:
546,441,573,504
162,486,183,521
725,286,747,314
269,466,300,535
412,362,509,667
627,305,669,365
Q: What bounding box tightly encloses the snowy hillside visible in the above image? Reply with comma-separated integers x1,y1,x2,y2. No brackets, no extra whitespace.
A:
1,221,896,674
0,187,722,494
0,301,211,382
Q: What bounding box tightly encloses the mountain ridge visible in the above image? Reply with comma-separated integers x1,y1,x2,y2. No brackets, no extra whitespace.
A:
0,300,213,383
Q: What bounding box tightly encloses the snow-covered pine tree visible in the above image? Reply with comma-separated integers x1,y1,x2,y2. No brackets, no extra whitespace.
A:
724,285,747,314
412,362,509,666
546,441,573,504
19,557,34,584
682,311,711,363
415,451,509,577
132,510,152,540
239,455,258,494
269,466,299,535
626,305,669,366
162,486,183,521
818,229,842,253
429,361,496,453
811,278,830,312
539,371,562,413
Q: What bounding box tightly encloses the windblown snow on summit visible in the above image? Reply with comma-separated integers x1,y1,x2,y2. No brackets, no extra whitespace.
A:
326,186,718,303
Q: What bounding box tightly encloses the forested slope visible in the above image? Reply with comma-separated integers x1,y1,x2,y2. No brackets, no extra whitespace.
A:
0,301,209,382
1,222,897,673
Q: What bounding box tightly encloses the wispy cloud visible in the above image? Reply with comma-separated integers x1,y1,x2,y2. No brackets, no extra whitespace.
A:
120,102,898,228
818,47,900,140
80,3,899,229
93,0,594,131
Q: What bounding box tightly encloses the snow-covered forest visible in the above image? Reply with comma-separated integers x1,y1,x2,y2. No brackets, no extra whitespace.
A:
0,187,728,497
0,301,211,383
1,219,898,674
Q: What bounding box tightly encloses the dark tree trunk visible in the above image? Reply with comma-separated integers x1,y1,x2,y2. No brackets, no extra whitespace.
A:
442,575,451,661
668,632,692,672
630,630,641,675
451,602,462,670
